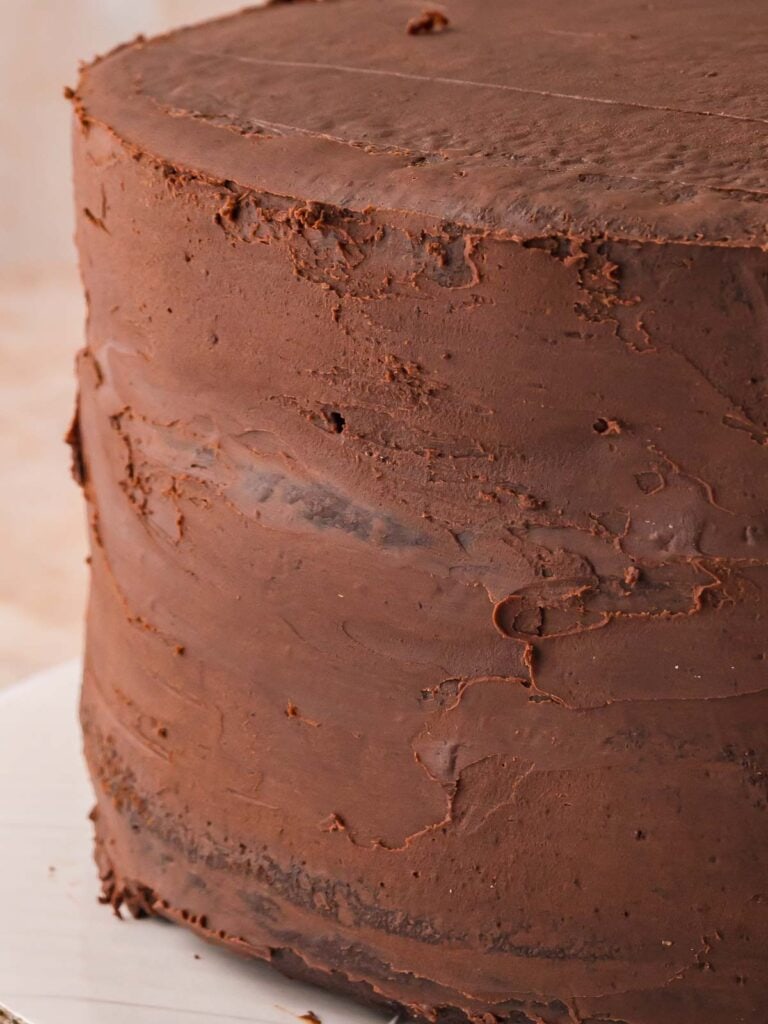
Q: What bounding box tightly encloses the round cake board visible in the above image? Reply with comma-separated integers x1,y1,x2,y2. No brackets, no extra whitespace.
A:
0,661,395,1024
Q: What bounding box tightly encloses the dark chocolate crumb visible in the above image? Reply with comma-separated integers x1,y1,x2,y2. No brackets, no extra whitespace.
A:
592,417,622,435
320,813,346,832
407,9,450,35
623,566,641,587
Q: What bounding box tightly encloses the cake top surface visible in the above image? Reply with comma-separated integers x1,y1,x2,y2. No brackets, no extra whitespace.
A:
75,0,768,246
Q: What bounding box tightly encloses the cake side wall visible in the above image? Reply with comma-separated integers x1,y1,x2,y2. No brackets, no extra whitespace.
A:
72,118,768,1023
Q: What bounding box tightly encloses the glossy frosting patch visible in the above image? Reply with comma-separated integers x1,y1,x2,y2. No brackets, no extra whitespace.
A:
69,2,768,1023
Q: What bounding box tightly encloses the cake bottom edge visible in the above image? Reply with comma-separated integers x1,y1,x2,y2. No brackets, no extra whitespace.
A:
90,809,531,1024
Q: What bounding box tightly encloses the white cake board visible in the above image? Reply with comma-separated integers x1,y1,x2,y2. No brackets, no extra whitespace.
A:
0,661,394,1024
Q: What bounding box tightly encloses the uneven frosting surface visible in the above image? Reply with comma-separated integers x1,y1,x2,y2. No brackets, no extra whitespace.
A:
74,0,768,245
70,2,767,1023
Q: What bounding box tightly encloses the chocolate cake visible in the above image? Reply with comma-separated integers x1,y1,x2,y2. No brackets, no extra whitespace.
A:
68,1,768,1021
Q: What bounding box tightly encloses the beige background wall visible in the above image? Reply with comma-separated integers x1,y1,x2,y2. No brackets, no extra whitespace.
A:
0,0,255,686
1,0,244,269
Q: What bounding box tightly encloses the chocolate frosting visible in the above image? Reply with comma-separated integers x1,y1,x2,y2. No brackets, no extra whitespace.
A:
69,2,768,1022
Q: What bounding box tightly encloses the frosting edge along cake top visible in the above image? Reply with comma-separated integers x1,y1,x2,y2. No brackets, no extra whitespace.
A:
71,0,768,247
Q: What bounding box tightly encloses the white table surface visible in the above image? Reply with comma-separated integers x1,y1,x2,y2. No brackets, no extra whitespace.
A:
0,661,395,1024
